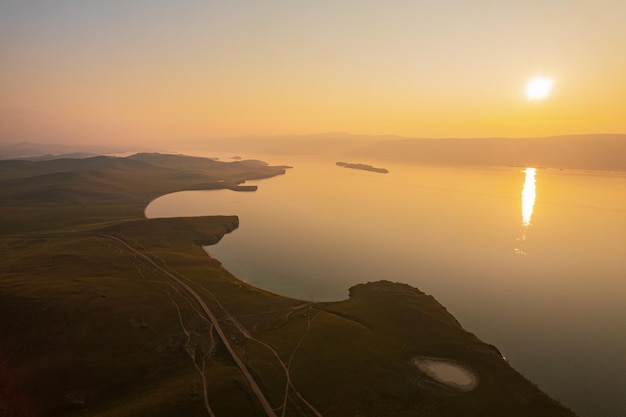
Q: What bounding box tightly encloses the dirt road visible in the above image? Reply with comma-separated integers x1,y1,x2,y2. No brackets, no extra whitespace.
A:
102,233,278,417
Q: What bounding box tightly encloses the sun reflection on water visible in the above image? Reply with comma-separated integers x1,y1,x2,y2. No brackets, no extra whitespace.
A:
516,168,536,255
522,168,536,226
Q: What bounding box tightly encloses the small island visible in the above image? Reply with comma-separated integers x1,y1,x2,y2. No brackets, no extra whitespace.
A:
336,161,389,173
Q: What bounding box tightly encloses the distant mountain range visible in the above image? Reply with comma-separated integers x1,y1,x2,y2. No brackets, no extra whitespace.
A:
196,133,626,171
352,134,626,171
0,141,154,160
3,133,626,171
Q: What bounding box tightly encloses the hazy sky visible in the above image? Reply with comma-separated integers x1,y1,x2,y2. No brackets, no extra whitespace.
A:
2,0,625,144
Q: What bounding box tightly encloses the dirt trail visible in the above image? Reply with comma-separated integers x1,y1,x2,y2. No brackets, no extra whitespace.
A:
197,287,323,417
102,234,278,417
167,286,217,417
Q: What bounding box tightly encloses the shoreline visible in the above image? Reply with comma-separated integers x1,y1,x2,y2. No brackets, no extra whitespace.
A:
0,152,581,416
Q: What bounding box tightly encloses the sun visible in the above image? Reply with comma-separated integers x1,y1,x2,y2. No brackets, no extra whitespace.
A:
525,77,553,100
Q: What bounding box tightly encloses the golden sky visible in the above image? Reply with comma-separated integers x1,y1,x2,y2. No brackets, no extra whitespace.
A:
1,1,626,145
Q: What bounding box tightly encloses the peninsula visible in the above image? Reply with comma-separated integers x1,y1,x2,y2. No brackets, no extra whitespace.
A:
0,153,575,416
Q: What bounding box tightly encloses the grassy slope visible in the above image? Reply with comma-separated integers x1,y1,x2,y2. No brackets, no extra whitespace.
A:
0,154,576,416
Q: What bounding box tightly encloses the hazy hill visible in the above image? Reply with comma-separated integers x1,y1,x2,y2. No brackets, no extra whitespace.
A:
195,133,385,155
194,133,626,171
351,134,626,171
0,141,134,159
5,133,624,171
0,153,286,205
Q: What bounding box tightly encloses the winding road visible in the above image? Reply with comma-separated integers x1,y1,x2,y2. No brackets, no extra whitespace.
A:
101,234,279,417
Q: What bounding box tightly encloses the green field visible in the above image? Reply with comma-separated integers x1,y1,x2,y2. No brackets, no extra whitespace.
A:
0,154,576,416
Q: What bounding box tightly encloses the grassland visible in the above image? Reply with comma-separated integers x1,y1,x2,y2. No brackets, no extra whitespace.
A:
0,153,576,416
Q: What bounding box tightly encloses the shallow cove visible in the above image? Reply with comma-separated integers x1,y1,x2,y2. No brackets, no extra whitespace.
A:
146,154,626,417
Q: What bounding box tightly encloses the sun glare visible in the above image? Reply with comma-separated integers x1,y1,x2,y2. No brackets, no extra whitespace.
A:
516,167,537,255
525,77,553,100
521,168,536,226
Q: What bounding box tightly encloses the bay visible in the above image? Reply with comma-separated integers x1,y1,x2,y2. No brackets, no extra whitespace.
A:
146,153,626,417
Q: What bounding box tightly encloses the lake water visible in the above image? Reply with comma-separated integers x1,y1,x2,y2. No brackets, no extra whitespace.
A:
146,154,626,417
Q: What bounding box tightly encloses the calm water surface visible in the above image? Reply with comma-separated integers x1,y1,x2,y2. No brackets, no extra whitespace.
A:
146,154,626,417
